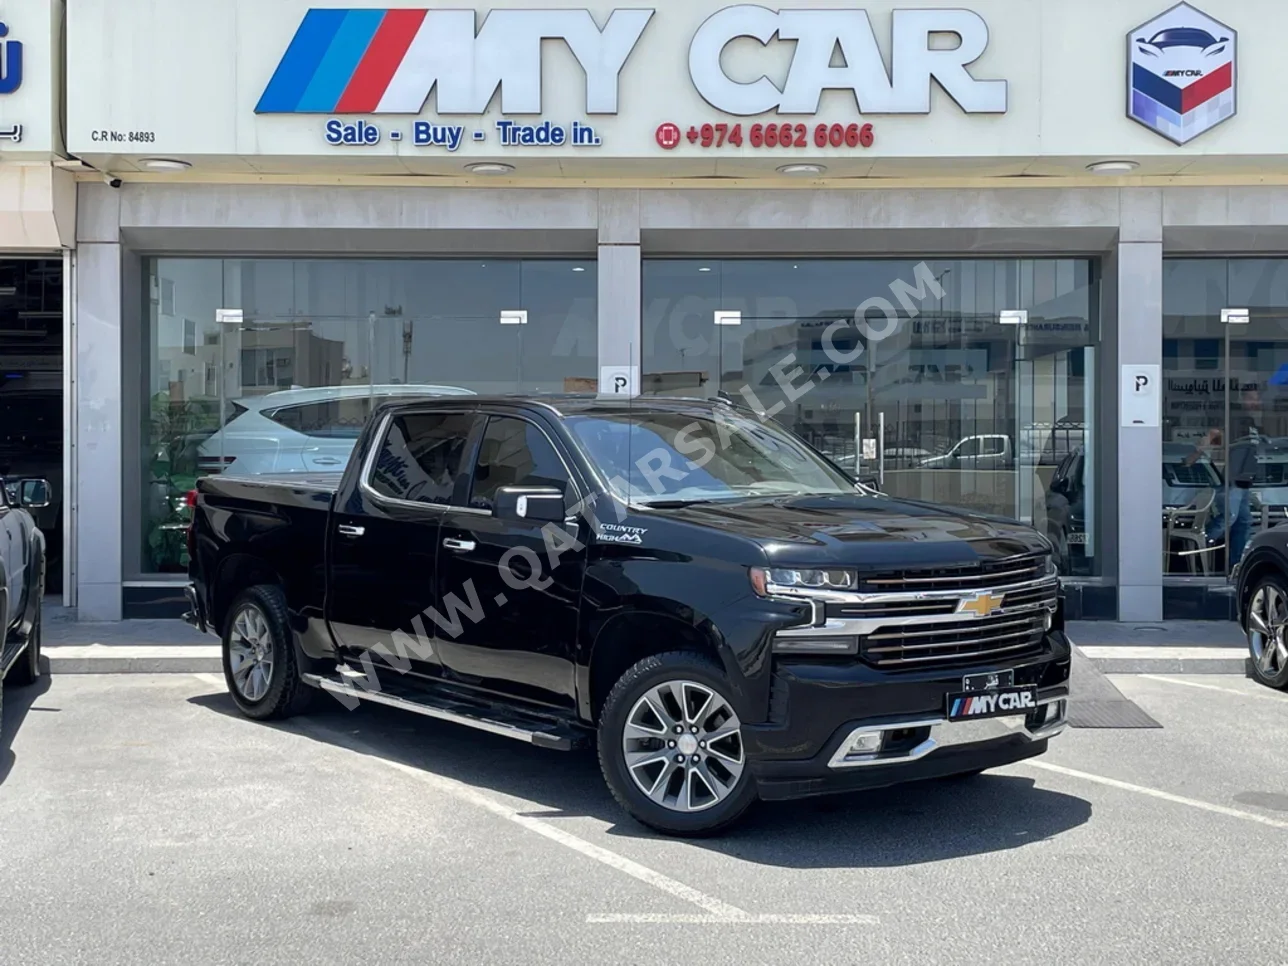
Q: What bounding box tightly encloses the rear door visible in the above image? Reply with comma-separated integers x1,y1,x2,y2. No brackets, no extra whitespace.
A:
434,413,587,711
326,408,483,680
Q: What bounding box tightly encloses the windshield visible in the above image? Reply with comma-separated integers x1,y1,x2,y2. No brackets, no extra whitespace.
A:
566,409,858,505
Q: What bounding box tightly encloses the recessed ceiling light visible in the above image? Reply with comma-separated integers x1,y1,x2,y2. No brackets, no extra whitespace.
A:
465,162,515,174
140,158,191,171
572,266,585,272
777,163,827,176
698,267,712,273
1086,160,1139,174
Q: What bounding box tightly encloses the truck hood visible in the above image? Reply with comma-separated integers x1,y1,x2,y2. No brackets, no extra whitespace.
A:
652,493,1049,568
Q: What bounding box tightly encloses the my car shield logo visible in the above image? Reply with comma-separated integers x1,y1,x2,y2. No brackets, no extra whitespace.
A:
1128,3,1236,145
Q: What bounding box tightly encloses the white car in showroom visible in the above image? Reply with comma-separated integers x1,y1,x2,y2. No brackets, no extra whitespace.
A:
198,384,475,476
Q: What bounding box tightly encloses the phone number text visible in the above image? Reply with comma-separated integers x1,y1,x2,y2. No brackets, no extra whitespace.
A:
656,121,875,150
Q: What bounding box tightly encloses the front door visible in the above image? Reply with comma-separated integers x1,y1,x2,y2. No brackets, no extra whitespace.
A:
326,408,482,680
434,413,585,712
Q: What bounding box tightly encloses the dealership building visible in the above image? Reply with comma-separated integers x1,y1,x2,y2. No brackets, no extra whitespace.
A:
6,0,1288,622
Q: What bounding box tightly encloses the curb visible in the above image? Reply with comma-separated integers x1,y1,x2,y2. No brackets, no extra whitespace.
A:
45,645,222,674
1078,645,1251,676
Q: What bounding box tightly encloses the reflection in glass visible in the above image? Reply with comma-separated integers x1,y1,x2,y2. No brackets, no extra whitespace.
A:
567,409,857,505
642,259,1100,576
1163,258,1288,576
141,257,596,573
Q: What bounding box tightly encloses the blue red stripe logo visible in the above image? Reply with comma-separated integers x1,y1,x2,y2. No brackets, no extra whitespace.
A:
257,8,429,114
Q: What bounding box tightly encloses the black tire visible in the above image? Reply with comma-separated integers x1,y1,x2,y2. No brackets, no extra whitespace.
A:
221,584,316,720
1246,572,1288,691
598,651,757,836
6,609,41,688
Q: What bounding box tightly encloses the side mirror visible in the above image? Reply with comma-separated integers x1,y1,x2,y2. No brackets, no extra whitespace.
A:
19,478,51,509
493,486,566,524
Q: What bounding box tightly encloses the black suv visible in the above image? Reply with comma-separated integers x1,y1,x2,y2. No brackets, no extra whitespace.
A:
185,394,1071,835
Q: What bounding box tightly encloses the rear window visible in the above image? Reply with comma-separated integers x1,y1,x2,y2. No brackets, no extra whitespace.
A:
368,412,478,504
263,399,374,439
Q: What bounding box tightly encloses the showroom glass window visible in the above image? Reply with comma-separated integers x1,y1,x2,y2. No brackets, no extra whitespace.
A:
641,259,1101,576
1162,259,1288,578
139,257,595,574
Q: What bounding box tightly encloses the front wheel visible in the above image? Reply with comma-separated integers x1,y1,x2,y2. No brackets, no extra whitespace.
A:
1246,574,1288,690
6,609,42,687
598,652,757,836
221,585,316,720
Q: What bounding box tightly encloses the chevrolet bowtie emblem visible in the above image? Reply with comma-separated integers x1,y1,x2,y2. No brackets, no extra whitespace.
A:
959,592,1004,617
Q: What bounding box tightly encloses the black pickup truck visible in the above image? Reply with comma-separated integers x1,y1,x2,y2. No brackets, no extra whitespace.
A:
185,394,1071,835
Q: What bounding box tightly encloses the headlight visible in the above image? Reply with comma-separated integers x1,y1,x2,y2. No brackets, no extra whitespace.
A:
749,567,856,596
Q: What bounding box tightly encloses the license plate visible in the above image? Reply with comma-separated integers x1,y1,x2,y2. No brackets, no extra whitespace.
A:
947,687,1039,721
961,670,1015,693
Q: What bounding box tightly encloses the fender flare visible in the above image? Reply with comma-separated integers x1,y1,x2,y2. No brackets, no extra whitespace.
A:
21,526,46,631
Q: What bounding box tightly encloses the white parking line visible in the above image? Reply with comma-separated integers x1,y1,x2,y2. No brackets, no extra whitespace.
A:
1023,761,1288,830
298,721,768,921
193,673,224,688
587,914,878,924
1135,674,1288,702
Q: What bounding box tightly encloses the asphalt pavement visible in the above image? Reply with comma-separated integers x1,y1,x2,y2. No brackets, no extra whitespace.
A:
2,671,1286,965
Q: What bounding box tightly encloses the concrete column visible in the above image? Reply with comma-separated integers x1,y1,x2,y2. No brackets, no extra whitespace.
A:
597,190,642,374
1116,189,1164,621
73,184,124,621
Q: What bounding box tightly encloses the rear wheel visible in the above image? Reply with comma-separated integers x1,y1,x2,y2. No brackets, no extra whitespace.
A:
1245,573,1288,690
221,585,316,720
598,652,757,836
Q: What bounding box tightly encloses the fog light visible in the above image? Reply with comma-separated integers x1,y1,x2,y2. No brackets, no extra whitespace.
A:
839,731,884,762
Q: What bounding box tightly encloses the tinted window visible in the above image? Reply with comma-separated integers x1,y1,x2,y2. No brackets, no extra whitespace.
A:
468,416,570,511
369,412,477,504
266,399,374,439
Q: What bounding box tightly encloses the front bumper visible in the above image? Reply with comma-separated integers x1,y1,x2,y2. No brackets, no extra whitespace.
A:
743,631,1072,801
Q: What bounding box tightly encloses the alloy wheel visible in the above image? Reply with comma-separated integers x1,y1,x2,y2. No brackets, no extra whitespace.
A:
621,680,745,813
1247,584,1288,677
228,605,275,702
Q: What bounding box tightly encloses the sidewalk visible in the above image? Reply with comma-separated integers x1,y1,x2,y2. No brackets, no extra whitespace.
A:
39,604,1251,676
1067,620,1249,675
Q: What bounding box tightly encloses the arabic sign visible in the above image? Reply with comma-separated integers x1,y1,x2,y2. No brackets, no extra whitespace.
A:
0,0,59,156
0,18,23,142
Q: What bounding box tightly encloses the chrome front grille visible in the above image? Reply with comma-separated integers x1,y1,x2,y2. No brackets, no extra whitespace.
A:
859,555,1047,594
785,555,1059,671
861,611,1048,669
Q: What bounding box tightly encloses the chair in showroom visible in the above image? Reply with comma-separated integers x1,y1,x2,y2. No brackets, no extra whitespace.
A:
1163,489,1216,576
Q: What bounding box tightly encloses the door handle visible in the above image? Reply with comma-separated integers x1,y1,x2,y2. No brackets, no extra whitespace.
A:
442,537,476,552
337,524,365,537
312,457,342,466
